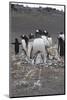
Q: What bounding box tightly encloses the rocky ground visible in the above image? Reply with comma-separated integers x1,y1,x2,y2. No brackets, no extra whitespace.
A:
9,52,65,97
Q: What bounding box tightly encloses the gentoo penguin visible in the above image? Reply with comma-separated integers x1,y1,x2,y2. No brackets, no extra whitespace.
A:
11,38,21,55
58,32,65,56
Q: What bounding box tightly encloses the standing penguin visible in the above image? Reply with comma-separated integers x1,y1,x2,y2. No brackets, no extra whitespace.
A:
11,38,21,55
29,33,34,39
43,30,49,36
58,32,65,57
20,35,29,56
35,29,42,38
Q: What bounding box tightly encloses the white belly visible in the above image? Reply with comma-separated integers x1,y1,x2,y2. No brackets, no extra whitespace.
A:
27,41,33,58
21,40,26,52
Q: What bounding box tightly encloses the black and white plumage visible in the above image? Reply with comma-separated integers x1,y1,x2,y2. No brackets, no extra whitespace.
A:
20,35,29,56
21,34,47,63
35,29,42,38
58,32,65,57
42,30,49,36
29,33,34,39
11,38,21,55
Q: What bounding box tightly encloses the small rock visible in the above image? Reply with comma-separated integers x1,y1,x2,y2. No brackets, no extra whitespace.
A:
55,76,58,79
32,80,42,89
15,80,29,87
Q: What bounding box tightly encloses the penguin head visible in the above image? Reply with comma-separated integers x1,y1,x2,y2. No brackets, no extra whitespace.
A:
43,30,48,36
20,35,25,39
44,30,47,33
15,38,18,42
36,29,39,33
60,32,63,35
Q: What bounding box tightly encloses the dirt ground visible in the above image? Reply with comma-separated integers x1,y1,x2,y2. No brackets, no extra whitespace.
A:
9,53,65,97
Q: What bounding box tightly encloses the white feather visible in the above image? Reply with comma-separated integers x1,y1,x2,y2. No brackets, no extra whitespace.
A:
59,34,64,41
21,39,27,52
